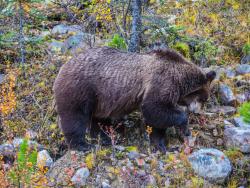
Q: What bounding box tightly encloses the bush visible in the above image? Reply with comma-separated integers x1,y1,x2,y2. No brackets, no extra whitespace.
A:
239,102,250,123
8,139,38,187
107,34,127,50
242,42,250,55
172,42,190,58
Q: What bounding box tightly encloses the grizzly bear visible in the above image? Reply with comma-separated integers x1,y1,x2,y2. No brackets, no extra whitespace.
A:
53,47,216,152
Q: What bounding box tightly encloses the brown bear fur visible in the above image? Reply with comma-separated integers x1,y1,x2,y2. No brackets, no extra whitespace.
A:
53,46,215,152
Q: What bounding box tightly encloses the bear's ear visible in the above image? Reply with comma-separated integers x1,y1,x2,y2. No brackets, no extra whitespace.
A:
206,71,216,82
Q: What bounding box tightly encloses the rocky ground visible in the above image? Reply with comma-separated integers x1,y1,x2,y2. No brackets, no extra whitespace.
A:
0,24,250,187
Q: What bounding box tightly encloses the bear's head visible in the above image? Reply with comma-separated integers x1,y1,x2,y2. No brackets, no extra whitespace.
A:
178,70,216,113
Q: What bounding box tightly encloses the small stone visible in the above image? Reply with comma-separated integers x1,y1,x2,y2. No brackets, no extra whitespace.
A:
225,68,236,79
126,160,134,169
128,151,139,160
37,150,53,168
240,145,250,154
102,180,111,188
236,64,250,75
207,106,236,116
213,129,219,137
25,129,38,139
71,167,90,186
0,144,15,158
114,145,125,151
48,41,65,53
188,148,232,184
206,124,216,130
136,169,146,177
165,178,171,187
0,74,5,84
217,138,223,146
218,84,236,105
186,135,196,147
147,175,157,186
236,93,248,104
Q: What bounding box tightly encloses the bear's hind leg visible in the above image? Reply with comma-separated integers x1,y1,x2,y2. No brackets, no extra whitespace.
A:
59,112,91,151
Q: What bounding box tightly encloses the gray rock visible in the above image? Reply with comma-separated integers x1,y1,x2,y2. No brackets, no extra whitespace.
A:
236,93,248,104
102,180,111,188
188,148,232,184
71,167,90,187
0,74,5,84
207,106,236,116
225,68,236,79
208,66,225,80
114,145,125,151
25,129,38,139
48,41,65,53
52,24,82,35
233,117,250,128
0,144,15,158
51,24,69,35
224,126,250,153
236,64,250,75
213,129,219,136
218,84,236,105
39,31,51,39
66,25,82,33
240,54,250,64
147,175,157,186
224,120,234,129
127,151,140,159
37,150,53,168
64,33,85,50
217,138,223,146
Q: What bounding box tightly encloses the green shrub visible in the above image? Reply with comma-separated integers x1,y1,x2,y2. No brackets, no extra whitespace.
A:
8,139,38,187
172,42,190,58
107,34,127,50
193,40,218,63
242,42,250,55
239,102,250,123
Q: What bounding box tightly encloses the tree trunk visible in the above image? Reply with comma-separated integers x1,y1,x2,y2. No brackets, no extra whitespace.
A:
18,0,25,64
128,0,142,52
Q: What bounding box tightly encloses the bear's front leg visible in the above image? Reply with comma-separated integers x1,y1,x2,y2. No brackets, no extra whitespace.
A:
59,112,92,151
141,102,190,152
150,128,167,153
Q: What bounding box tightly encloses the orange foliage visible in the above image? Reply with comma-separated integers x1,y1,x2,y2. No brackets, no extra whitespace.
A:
0,65,19,116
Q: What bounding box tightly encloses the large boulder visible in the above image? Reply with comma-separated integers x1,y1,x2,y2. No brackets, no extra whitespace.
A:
224,123,250,154
188,148,232,184
236,64,250,75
